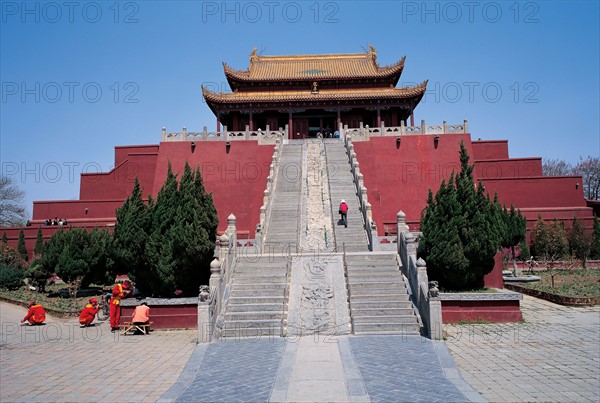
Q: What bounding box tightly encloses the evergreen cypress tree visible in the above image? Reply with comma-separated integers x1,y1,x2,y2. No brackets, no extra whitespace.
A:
2,232,7,244
114,177,151,288
17,229,27,262
591,215,600,260
172,163,219,294
568,217,591,267
501,204,527,275
418,142,504,290
145,163,179,296
34,227,44,256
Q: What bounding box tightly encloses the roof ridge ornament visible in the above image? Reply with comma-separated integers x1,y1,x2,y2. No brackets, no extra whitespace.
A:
368,44,377,60
250,48,259,62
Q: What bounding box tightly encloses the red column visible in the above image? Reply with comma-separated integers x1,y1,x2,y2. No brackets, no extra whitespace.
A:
337,107,341,130
377,106,381,127
249,111,254,131
410,110,415,126
216,113,221,132
288,110,293,140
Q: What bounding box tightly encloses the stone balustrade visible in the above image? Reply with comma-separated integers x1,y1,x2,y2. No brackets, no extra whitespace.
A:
397,211,443,340
255,138,283,253
343,120,468,142
161,125,287,145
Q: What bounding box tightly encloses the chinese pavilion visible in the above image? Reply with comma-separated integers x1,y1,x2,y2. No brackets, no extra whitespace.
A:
202,45,427,138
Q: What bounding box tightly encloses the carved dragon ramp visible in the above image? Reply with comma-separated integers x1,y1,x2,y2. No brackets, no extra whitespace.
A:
284,140,351,336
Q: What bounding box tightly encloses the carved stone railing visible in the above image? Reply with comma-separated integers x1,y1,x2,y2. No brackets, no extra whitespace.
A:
254,138,283,252
397,210,443,340
161,125,286,145
204,214,239,341
344,135,376,251
343,120,468,142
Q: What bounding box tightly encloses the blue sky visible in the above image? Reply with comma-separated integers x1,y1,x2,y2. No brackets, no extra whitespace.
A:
1,0,599,215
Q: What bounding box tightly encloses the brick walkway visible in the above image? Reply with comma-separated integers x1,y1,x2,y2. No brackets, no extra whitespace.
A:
3,295,599,402
0,302,196,402
445,295,600,402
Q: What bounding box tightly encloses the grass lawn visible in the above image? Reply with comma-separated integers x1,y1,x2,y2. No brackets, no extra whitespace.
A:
521,267,600,298
0,283,110,313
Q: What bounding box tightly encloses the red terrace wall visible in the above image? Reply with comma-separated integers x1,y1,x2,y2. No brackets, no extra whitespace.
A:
114,144,158,166
474,158,543,180
482,176,587,209
441,299,523,322
471,140,509,160
2,224,115,261
354,134,472,232
32,200,124,221
151,141,275,238
120,304,197,329
80,152,158,200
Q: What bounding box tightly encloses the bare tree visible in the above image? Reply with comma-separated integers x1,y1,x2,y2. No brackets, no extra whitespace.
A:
573,156,600,200
542,158,573,176
0,176,27,226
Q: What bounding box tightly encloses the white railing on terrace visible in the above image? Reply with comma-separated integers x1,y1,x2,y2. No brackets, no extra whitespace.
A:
161,125,287,145
342,120,468,141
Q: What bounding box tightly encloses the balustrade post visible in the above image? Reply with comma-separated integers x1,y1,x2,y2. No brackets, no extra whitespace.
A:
463,119,468,133
202,126,208,140
396,210,410,236
380,121,385,136
182,127,187,141
400,120,406,135
442,120,447,134
421,120,426,134
197,285,211,343
359,122,364,137
162,127,166,141
223,125,228,140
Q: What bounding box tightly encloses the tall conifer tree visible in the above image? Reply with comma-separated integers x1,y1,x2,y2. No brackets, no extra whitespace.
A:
34,227,44,256
17,229,27,262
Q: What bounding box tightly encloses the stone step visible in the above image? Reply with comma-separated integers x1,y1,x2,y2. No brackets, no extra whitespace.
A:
350,293,410,304
351,307,414,316
346,266,400,273
225,311,283,321
226,303,283,312
351,315,418,324
232,283,287,291
228,296,285,304
233,274,287,283
348,281,404,289
349,287,409,298
352,322,420,335
345,254,399,261
230,289,285,298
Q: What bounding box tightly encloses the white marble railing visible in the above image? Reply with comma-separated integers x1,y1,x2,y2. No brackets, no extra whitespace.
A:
161,125,287,145
396,213,442,340
343,120,468,142
254,138,283,253
344,135,376,251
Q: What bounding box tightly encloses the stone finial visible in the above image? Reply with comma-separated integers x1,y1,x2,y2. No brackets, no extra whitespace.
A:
227,213,236,225
416,257,426,267
210,259,221,274
199,285,210,301
219,233,229,245
397,210,409,234
428,281,439,298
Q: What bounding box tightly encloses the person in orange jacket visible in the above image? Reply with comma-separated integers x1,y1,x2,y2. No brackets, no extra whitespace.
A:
79,297,100,327
21,301,46,325
109,280,132,332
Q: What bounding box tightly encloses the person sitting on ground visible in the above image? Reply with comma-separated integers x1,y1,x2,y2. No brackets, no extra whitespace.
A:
132,302,150,334
339,199,348,228
21,301,46,325
79,297,99,327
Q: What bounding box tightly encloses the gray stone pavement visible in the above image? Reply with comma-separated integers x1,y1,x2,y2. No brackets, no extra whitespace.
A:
0,301,196,402
3,295,599,402
445,295,600,402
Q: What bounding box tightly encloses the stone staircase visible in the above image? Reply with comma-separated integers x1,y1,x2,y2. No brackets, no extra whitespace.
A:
345,252,421,334
219,140,419,339
323,140,370,252
263,143,303,253
221,255,289,339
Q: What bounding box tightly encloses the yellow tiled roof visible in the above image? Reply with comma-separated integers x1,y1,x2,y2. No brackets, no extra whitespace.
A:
202,81,427,104
224,48,405,82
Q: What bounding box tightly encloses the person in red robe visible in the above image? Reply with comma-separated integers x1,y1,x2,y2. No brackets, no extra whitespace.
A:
21,301,46,325
109,280,132,332
79,297,99,327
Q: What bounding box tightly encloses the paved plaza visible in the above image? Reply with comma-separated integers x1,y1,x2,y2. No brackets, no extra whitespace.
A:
1,295,599,402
